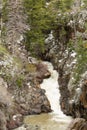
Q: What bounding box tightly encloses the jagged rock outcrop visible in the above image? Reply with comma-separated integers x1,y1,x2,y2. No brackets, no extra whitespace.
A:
1,0,87,129
13,87,51,115
41,22,77,115
2,0,29,62
0,45,51,129
41,8,87,119
68,72,87,119
0,77,24,130
0,60,51,129
0,0,52,129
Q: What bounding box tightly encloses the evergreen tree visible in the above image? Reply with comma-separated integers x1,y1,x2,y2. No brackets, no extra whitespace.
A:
74,38,87,83
51,0,73,12
24,0,54,55
24,0,74,56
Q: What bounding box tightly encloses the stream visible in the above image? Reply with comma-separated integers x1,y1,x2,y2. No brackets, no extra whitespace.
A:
24,62,72,130
0,20,72,129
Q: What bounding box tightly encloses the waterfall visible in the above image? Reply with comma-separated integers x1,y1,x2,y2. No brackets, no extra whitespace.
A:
40,62,61,114
22,61,72,130
40,62,72,121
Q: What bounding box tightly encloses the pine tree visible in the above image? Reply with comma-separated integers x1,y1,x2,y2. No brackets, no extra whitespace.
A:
24,0,54,55
24,0,74,56
51,0,73,12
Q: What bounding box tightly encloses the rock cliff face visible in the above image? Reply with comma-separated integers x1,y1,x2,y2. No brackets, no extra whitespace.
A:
0,0,51,129
0,48,51,130
41,5,87,122
1,0,87,129
69,72,87,119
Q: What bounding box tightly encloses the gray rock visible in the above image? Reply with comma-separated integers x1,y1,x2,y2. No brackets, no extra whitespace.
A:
0,110,7,130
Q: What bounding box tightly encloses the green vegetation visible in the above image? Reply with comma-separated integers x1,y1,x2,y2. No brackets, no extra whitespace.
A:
16,76,24,88
25,63,36,73
74,38,87,82
2,0,8,22
0,45,36,88
23,0,87,84
83,0,87,7
24,0,54,56
23,0,73,56
51,0,73,12
0,44,8,54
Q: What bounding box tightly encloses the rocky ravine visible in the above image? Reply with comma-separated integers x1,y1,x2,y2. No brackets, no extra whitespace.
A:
0,0,51,129
0,0,87,130
42,8,87,117
40,4,87,130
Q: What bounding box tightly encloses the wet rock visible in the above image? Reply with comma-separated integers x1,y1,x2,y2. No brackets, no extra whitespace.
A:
67,118,87,130
58,73,71,115
14,124,40,130
25,124,40,130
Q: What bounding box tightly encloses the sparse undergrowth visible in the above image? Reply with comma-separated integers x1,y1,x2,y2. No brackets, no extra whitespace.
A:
0,44,37,89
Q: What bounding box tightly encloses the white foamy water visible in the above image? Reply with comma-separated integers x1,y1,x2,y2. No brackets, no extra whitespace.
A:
41,62,62,114
40,62,72,122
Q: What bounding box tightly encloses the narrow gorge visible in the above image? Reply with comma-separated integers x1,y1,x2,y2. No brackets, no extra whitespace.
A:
0,0,87,130
23,62,72,130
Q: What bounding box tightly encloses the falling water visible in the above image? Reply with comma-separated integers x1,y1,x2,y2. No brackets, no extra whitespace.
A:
40,62,71,121
41,62,63,115
24,62,72,130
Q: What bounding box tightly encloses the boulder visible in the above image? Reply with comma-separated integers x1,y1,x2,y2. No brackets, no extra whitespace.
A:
67,118,87,130
14,87,51,115
35,62,51,84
